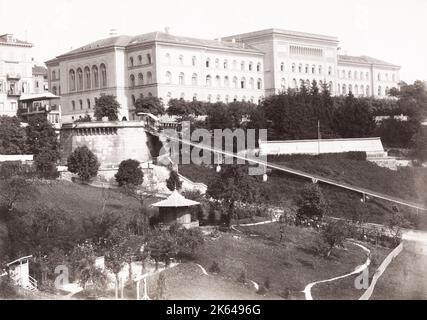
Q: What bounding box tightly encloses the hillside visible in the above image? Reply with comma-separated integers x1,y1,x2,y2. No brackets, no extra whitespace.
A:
179,155,427,230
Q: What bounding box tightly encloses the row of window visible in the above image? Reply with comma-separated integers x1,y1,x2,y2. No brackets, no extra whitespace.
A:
337,83,392,96
69,64,107,92
129,54,152,67
338,69,396,82
166,92,263,104
286,63,333,76
129,92,154,105
71,98,94,111
162,53,263,72
289,45,323,57
129,72,153,87
286,78,334,90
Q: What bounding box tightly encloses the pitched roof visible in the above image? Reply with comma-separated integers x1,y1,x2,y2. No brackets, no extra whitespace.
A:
152,190,200,207
338,55,400,68
0,34,32,47
32,65,47,76
55,31,262,58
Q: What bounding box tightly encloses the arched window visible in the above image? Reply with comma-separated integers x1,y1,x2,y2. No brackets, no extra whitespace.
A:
192,56,196,66
240,77,246,89
257,78,262,90
100,64,107,87
281,78,286,90
249,62,253,71
292,63,296,73
257,63,261,72
193,93,197,101
138,55,142,64
138,73,144,85
147,72,152,84
206,75,212,86
360,71,364,80
84,67,91,89
298,64,302,73
328,66,332,76
385,73,389,81
148,92,152,97
139,93,144,99
77,68,83,90
131,95,136,105
225,95,229,103
87,99,91,109
207,94,212,102
179,55,184,65
92,65,99,88
215,75,221,87
355,85,358,95
342,84,347,95
233,60,237,69
280,62,285,72
79,99,83,110
206,58,210,68
146,54,152,64
224,76,229,87
293,78,297,88
378,86,382,96
165,53,171,64
312,65,315,74
233,95,238,102
240,61,245,71
249,78,254,89
215,58,219,69
349,84,352,93
216,94,221,102
130,74,135,87
191,73,197,86
342,70,346,78
52,86,57,95
233,76,238,89
318,65,322,75
129,57,134,67
360,85,364,96
52,70,56,80
329,81,333,91
71,100,75,111
385,86,389,95
354,71,358,80
69,69,76,91
224,59,228,69
348,70,352,79
305,64,309,74
179,72,185,85
165,71,172,84
366,85,370,96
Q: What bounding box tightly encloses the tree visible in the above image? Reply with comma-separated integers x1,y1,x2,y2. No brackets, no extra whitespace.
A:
134,97,165,116
115,159,144,188
144,229,178,269
25,114,60,178
207,164,259,227
0,116,27,154
321,220,350,257
67,146,100,182
104,241,129,299
170,225,205,259
166,170,182,191
296,183,329,224
411,127,427,163
94,95,120,121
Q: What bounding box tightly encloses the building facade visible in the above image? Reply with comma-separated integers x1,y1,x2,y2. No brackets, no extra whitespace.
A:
0,34,49,117
45,28,401,123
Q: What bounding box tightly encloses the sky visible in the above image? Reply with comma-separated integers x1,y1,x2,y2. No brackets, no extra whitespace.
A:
0,0,426,83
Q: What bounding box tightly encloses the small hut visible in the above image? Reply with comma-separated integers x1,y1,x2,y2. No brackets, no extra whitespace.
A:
152,190,200,228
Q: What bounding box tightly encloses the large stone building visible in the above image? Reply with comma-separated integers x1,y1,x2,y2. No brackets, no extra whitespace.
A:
45,28,401,123
0,33,49,117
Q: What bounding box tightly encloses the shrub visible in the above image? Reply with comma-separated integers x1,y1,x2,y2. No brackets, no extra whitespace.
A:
67,146,100,182
209,261,220,273
296,183,329,225
166,170,182,191
0,276,18,299
237,270,247,284
321,220,350,257
115,159,144,187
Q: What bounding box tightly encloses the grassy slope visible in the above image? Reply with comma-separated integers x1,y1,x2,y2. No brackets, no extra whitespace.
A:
179,158,427,229
194,223,383,299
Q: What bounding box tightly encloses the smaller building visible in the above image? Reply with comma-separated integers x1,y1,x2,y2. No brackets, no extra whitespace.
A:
152,189,200,228
18,92,61,129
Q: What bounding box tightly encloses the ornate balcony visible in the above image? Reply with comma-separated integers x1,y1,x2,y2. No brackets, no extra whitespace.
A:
7,90,21,97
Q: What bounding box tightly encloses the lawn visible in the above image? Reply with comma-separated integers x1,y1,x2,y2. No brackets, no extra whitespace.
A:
370,249,427,299
179,156,427,230
194,223,385,299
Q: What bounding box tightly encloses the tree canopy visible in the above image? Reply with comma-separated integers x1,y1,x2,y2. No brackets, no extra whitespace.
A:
0,116,27,154
67,146,100,181
134,96,165,115
94,95,121,121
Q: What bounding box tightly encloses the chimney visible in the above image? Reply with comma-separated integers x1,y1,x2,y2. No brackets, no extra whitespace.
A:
164,26,170,34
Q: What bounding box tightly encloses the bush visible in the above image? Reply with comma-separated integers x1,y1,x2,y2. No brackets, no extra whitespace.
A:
321,220,350,257
237,270,247,284
67,146,100,182
115,159,144,187
209,261,220,273
296,183,329,224
0,276,18,299
166,170,182,191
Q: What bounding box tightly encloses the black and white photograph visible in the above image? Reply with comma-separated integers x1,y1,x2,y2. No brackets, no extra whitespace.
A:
0,0,426,310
